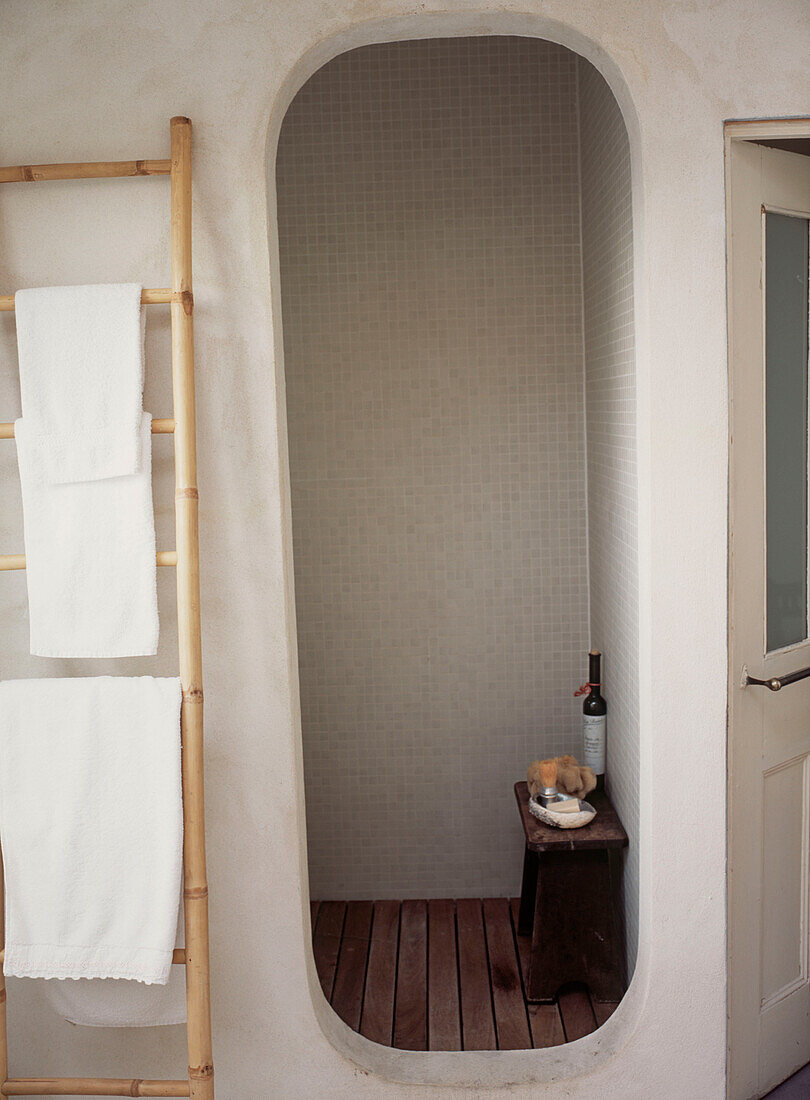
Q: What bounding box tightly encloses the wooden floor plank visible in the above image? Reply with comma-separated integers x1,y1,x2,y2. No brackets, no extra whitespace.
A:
456,899,496,1051
310,899,320,930
509,897,532,985
528,1003,566,1048
483,897,532,1050
312,900,346,1001
593,1001,620,1027
314,897,609,1053
428,899,461,1051
360,901,400,1047
509,898,564,1048
558,983,598,1042
331,901,373,1031
393,899,428,1050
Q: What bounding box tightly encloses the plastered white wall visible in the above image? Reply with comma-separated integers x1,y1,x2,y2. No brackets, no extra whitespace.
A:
0,1,807,1097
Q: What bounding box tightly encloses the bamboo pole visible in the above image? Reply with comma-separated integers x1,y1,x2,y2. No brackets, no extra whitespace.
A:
0,160,171,184
0,551,177,571
170,116,214,1100
0,418,174,439
0,289,172,311
2,1079,188,1096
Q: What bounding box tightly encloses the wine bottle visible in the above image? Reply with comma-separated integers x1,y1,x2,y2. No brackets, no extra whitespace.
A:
582,649,606,791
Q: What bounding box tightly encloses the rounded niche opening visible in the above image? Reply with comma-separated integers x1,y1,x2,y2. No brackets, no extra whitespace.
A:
274,33,639,1053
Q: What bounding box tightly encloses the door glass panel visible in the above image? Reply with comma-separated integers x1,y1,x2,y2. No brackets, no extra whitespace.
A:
766,211,810,652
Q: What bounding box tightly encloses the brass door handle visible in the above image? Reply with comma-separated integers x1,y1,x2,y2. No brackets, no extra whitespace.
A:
742,664,810,691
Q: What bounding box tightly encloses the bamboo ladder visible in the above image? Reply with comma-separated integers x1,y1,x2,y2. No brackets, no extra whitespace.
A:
0,118,214,1099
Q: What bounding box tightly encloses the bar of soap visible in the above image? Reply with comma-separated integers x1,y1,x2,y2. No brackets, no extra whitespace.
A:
551,798,581,814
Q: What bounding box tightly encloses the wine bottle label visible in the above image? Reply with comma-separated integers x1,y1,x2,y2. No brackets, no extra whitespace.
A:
583,714,606,775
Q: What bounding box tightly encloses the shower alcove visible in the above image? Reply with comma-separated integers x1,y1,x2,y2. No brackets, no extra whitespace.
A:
275,34,639,1051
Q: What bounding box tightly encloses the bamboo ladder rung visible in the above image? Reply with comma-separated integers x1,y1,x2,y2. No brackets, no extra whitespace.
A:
0,419,174,439
0,948,184,966
0,551,177,571
1,1079,188,1096
0,289,173,311
0,160,172,184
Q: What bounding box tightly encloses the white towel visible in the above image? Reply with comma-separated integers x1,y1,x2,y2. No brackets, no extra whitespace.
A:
15,412,159,658
43,959,188,1029
0,676,183,985
14,284,145,484
43,905,187,1027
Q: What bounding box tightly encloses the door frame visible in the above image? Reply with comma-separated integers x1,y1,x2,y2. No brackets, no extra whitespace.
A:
726,116,810,1099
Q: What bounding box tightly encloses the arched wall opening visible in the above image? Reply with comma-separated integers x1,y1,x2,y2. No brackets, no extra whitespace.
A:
273,33,639,1052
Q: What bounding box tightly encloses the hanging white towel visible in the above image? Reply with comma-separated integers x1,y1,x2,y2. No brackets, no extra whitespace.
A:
14,284,145,484
43,961,188,1029
43,904,187,1027
0,676,183,985
14,412,158,658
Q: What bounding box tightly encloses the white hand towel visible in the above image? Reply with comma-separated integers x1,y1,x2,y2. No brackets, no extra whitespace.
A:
43,962,188,1028
43,905,187,1027
0,676,183,985
14,284,145,484
15,412,158,658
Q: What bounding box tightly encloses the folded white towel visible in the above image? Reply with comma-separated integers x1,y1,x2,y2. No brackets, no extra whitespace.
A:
15,412,158,658
0,677,183,984
43,904,187,1027
44,963,188,1029
14,284,145,484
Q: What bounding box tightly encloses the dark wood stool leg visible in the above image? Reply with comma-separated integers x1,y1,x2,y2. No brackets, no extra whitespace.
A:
518,845,538,936
527,848,625,1003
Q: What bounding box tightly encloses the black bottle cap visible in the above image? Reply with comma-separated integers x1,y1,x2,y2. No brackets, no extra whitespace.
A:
588,649,601,685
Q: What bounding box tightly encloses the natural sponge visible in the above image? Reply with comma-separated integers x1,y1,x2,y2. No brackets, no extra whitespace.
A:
527,754,596,800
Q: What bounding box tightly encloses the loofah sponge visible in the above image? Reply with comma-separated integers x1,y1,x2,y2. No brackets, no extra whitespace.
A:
527,755,596,800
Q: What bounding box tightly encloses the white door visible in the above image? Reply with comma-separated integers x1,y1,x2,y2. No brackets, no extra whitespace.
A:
728,139,810,1099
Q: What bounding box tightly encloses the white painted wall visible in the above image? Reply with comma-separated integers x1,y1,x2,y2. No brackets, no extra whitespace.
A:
0,1,806,1096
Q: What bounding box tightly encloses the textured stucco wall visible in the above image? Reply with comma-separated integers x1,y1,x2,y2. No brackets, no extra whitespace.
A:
0,1,807,1096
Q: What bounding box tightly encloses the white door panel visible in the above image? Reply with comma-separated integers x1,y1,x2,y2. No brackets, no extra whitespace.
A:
760,755,808,1005
728,140,810,1099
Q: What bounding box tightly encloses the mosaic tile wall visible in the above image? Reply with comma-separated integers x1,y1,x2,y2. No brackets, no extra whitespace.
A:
579,59,639,972
277,37,607,899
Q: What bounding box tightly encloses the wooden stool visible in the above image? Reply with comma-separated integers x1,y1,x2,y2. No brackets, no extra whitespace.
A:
514,780,628,1003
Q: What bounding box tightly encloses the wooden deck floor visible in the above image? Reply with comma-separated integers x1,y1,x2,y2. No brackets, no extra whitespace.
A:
311,897,618,1050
